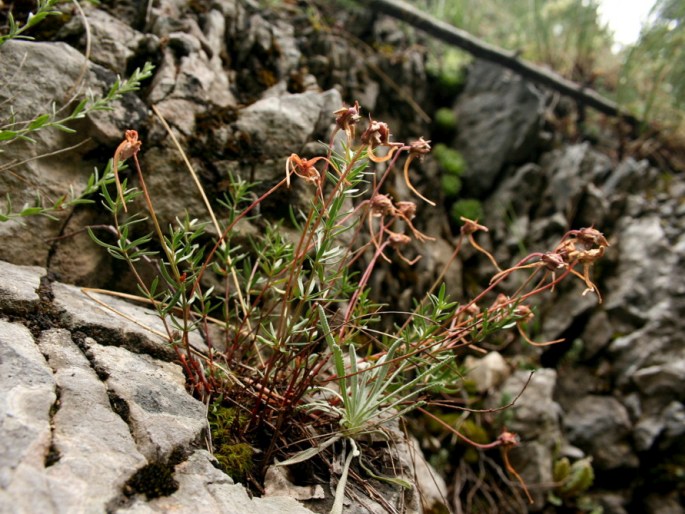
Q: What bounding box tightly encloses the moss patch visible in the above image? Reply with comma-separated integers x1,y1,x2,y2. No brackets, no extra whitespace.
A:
124,463,179,499
208,402,255,482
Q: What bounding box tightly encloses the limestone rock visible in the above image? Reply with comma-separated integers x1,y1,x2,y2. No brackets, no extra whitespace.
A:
119,451,314,514
0,39,146,266
84,339,206,461
0,261,44,315
48,208,114,287
455,60,545,196
52,282,206,360
38,329,147,513
0,321,56,512
493,370,562,506
563,395,638,470
463,351,510,393
59,5,145,74
234,89,342,159
0,268,316,514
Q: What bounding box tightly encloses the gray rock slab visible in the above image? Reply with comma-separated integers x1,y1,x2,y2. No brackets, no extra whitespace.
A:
632,361,685,397
499,369,562,441
138,142,213,223
403,437,450,514
59,4,145,74
563,395,638,470
605,215,676,322
644,493,685,514
634,414,666,452
38,329,147,513
0,321,56,512
455,60,544,195
53,282,206,361
540,143,610,221
235,89,342,159
147,24,234,110
464,351,510,393
85,339,206,461
48,209,114,288
118,450,314,514
0,261,44,315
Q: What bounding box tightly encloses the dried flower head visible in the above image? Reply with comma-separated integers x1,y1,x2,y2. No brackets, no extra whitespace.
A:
112,129,143,212
572,227,609,249
460,217,488,236
541,251,566,270
395,201,416,220
361,119,391,148
408,137,431,156
388,231,412,248
285,153,323,188
460,217,501,272
386,230,420,265
370,194,396,217
514,304,534,322
498,430,519,448
334,101,361,139
553,227,609,301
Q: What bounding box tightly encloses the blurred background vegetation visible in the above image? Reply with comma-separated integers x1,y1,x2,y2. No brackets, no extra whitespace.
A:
415,0,684,141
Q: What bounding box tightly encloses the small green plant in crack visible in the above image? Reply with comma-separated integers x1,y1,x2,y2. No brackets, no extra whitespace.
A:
276,304,452,511
91,101,609,511
548,456,599,512
450,198,483,224
208,400,255,482
434,108,458,133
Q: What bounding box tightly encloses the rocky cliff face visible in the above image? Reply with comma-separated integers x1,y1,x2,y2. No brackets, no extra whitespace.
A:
452,61,685,513
0,262,320,513
1,1,683,513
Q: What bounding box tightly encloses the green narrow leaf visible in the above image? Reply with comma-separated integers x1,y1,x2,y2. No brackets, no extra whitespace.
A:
331,440,358,514
276,434,342,466
358,457,412,489
70,98,89,119
27,113,51,130
8,12,17,34
51,123,77,134
20,207,44,217
0,131,19,141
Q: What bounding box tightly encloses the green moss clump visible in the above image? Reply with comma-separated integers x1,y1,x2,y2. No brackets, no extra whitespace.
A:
434,108,458,133
434,144,466,177
437,68,466,97
460,419,490,464
208,401,254,482
214,442,255,481
451,199,483,223
441,174,462,198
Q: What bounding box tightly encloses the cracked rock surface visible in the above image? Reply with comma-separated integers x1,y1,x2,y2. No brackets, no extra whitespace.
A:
0,261,314,514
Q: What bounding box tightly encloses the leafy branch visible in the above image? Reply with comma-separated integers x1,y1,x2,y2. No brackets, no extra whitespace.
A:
0,62,155,148
0,0,62,46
